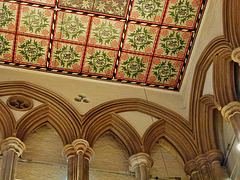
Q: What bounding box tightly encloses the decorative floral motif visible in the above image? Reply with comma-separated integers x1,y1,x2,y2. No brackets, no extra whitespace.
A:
93,0,129,17
50,41,84,71
148,58,182,85
124,24,158,54
19,6,53,37
0,2,18,32
82,47,116,77
0,32,14,61
0,0,206,90
89,18,123,49
59,0,93,11
164,0,202,28
15,36,48,66
155,29,191,59
131,0,166,23
55,12,90,43
116,52,150,81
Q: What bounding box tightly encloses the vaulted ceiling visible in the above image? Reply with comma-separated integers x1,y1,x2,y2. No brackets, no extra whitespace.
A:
0,0,207,90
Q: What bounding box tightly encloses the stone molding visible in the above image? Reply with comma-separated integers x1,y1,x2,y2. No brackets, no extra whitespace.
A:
0,137,26,180
62,144,75,159
0,81,198,164
63,139,95,162
221,101,240,142
128,153,153,173
0,137,25,156
221,101,240,122
231,47,240,65
185,150,225,180
129,153,153,180
223,0,240,48
62,139,95,180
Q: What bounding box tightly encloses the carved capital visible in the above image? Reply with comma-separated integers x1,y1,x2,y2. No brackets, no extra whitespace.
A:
184,160,198,176
196,155,208,169
63,139,94,161
185,150,224,179
85,147,95,162
205,149,223,164
221,101,240,122
62,144,75,160
128,153,153,172
232,47,240,65
0,137,25,157
72,139,89,154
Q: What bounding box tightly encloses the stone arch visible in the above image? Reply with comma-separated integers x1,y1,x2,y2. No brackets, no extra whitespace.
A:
143,119,198,163
16,104,78,145
83,98,198,160
83,112,143,155
0,99,15,138
189,36,238,154
0,81,82,144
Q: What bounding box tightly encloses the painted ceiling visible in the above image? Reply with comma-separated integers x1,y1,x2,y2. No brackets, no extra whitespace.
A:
0,0,207,90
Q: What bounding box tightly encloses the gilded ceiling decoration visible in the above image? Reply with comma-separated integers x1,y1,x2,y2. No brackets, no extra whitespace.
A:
0,0,207,90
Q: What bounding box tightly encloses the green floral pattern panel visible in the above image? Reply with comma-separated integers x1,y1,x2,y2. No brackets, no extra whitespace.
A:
116,52,151,82
163,0,202,28
93,0,129,17
88,18,124,49
130,0,167,23
155,29,191,60
124,24,158,54
18,5,54,38
0,0,207,90
0,32,15,62
50,41,84,72
0,2,18,32
82,47,117,77
14,35,49,66
147,58,182,86
55,12,90,44
59,0,93,11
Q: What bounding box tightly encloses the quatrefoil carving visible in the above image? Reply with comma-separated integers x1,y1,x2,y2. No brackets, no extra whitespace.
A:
7,95,33,111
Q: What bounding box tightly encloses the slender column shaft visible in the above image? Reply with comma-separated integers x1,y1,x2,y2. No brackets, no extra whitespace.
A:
135,166,141,180
129,153,153,180
0,137,25,180
76,151,84,180
63,144,76,180
211,161,226,180
63,139,95,180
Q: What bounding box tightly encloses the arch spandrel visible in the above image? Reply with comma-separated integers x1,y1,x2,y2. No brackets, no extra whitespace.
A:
0,81,82,144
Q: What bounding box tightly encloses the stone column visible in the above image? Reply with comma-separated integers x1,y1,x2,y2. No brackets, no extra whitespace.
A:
128,153,153,180
63,144,76,180
63,139,95,180
185,150,226,180
221,101,240,142
0,137,25,180
206,150,226,180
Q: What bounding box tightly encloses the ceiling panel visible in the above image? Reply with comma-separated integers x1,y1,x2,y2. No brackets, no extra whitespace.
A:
0,0,207,91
